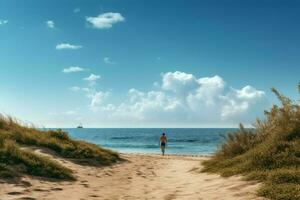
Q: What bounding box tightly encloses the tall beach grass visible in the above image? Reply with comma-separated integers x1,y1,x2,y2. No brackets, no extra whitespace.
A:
202,83,300,200
0,116,120,180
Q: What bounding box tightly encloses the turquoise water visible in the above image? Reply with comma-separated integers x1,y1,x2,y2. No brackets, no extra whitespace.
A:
63,128,236,155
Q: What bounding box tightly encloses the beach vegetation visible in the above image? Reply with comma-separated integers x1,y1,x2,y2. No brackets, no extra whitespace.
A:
202,83,300,200
0,116,120,180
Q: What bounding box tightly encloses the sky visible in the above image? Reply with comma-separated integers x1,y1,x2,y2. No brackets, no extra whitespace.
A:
0,0,299,128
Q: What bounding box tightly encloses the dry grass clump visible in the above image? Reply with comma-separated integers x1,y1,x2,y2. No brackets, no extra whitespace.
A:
0,135,74,180
0,116,120,180
202,83,300,200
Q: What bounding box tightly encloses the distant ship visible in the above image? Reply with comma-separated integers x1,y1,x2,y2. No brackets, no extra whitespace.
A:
77,124,83,129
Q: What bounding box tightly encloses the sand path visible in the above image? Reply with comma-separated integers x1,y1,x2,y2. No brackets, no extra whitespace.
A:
0,151,266,200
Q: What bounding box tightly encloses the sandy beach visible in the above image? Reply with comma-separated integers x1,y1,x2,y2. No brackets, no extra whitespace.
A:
0,149,266,200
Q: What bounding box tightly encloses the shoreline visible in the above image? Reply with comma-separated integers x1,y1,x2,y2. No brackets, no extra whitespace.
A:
119,152,212,157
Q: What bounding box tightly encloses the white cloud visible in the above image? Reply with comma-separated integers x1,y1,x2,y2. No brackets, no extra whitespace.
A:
235,85,265,100
103,57,116,64
86,12,125,29
190,75,225,106
46,20,55,28
161,72,225,106
83,74,101,82
73,8,80,13
117,73,227,123
88,91,109,110
128,88,145,102
63,66,87,73
221,100,249,119
162,71,198,94
80,76,109,110
56,43,82,50
220,86,266,120
0,19,8,26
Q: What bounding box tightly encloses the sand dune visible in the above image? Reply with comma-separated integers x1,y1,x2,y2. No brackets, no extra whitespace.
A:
0,151,266,200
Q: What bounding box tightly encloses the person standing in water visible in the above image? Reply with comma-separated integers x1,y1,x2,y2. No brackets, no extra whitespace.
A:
160,133,167,156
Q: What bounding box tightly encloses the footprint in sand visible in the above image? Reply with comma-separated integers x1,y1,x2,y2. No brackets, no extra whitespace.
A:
51,187,63,191
89,194,100,198
33,188,49,192
7,191,23,195
18,197,36,200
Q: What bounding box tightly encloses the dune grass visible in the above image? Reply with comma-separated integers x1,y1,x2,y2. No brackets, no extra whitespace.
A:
0,116,120,180
0,138,74,180
202,83,300,200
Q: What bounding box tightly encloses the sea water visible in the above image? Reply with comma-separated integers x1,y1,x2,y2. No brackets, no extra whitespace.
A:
63,128,237,155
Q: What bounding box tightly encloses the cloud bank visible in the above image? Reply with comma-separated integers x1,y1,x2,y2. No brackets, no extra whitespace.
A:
68,71,268,127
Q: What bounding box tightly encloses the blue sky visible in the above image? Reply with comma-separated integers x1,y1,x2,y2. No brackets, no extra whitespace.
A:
0,0,299,127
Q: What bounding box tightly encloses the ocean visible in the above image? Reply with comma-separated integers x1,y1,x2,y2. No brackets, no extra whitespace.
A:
63,128,237,155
